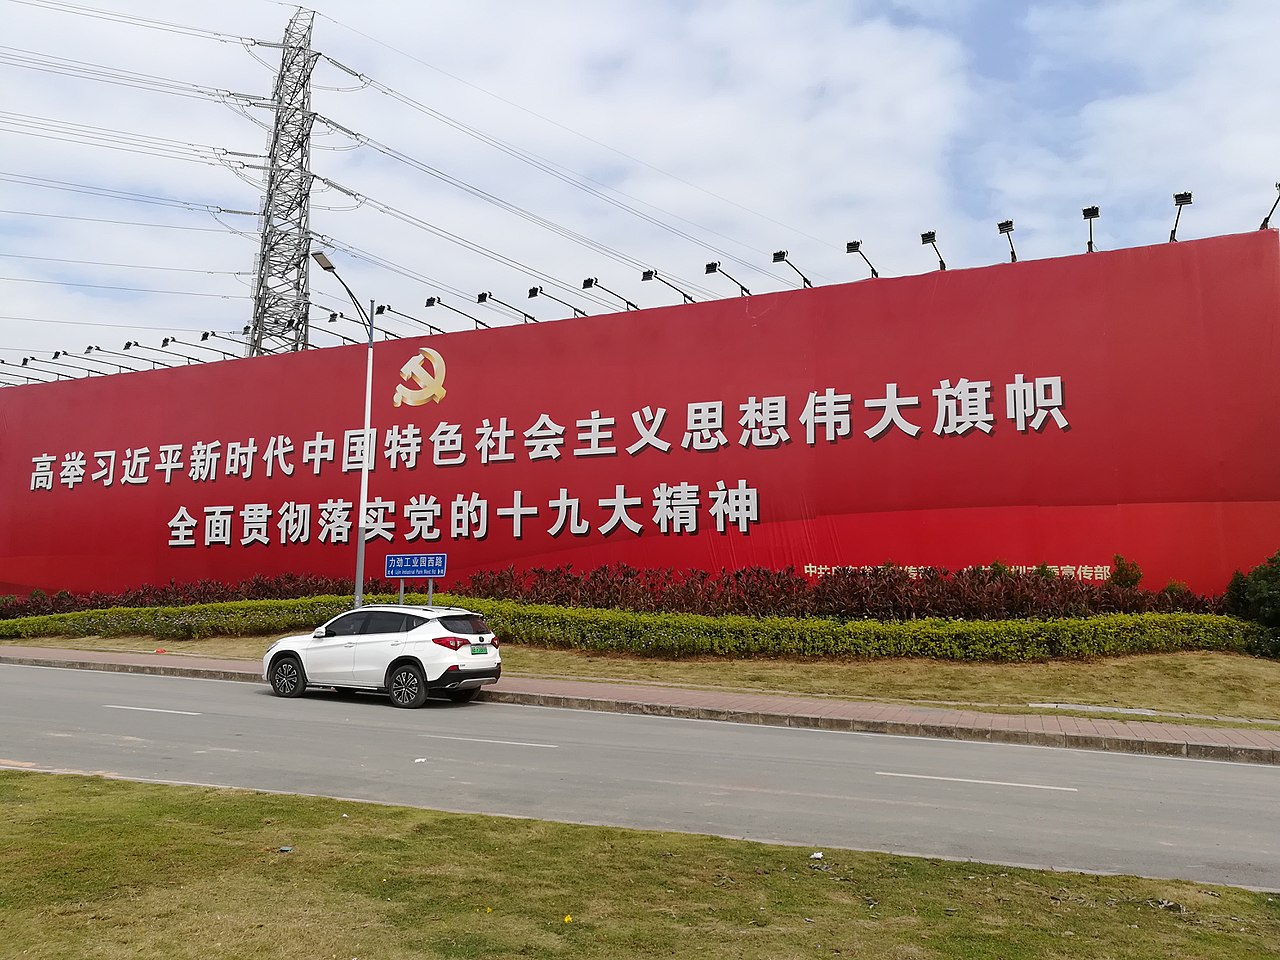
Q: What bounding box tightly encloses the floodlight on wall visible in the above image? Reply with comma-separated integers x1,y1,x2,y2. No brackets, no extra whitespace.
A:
640,268,695,303
425,295,489,329
159,338,205,364
527,285,588,318
704,261,751,296
1169,192,1192,242
772,250,812,289
171,334,236,359
196,332,240,358
48,351,105,375
318,315,360,346
581,277,638,311
1082,206,1100,253
0,358,51,383
477,291,537,323
997,220,1017,263
76,347,136,373
920,231,946,271
2,358,55,381
122,341,173,367
845,240,879,279
1260,183,1280,230
374,304,445,335
21,356,75,379
86,345,144,370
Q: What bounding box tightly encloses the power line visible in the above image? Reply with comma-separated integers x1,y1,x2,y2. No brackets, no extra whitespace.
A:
0,314,208,331
313,174,620,310
313,14,832,264
322,56,789,286
0,209,247,233
309,232,475,302
0,172,259,216
0,252,250,275
314,114,719,299
0,276,250,298
0,111,264,169
0,45,274,106
9,0,259,45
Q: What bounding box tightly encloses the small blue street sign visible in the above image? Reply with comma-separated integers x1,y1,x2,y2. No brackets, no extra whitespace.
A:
384,553,447,579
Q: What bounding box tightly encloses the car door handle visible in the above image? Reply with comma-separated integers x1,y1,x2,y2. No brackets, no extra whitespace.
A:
389,640,402,646
344,641,355,648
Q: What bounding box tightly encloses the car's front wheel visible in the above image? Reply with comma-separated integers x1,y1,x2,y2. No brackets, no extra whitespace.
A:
269,655,306,698
445,688,480,704
388,663,427,708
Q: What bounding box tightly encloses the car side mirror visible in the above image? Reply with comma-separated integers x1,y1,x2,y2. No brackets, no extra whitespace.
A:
313,627,328,639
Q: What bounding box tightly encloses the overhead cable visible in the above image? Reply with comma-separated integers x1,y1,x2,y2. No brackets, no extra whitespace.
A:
312,20,831,267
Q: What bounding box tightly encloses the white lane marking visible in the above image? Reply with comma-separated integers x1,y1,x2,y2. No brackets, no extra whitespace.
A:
418,734,557,749
875,771,1077,792
103,704,201,716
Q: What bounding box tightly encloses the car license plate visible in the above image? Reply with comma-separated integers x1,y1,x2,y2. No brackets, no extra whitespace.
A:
470,644,488,655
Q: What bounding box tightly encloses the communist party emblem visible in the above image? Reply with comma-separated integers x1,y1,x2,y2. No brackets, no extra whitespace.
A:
393,347,447,407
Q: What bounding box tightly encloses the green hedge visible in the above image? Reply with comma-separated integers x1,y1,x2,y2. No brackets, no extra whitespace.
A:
467,600,1275,661
0,597,354,643
0,593,1273,662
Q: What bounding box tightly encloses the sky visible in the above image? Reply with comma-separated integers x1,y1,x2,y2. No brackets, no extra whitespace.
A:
2,0,1279,377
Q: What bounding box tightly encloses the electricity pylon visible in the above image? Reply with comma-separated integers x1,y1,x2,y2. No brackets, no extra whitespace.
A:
249,10,317,355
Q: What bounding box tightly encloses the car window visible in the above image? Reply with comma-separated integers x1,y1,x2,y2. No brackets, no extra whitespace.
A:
361,611,408,634
438,614,490,635
403,615,428,632
327,612,369,637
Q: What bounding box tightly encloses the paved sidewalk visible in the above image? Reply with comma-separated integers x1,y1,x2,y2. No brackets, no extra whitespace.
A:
4,644,1279,765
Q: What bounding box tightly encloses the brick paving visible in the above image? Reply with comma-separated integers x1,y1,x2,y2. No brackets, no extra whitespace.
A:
2,644,1278,764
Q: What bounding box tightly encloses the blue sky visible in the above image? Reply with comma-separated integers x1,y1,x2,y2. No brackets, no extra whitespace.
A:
2,0,1278,368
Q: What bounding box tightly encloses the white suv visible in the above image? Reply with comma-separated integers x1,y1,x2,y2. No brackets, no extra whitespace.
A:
263,604,501,708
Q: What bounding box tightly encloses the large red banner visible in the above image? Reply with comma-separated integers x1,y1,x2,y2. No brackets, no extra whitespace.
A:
2,230,1279,595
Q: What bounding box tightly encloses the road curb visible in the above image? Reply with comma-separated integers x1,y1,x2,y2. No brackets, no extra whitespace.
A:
4,652,1275,765
0,654,262,685
478,690,1277,765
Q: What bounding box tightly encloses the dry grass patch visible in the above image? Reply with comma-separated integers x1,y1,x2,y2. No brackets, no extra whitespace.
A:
6,635,1280,724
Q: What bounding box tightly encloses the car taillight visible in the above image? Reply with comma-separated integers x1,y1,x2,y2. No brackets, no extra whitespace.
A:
432,636,469,651
490,636,500,648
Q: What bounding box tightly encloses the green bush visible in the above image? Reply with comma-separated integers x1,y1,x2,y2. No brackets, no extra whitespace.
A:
0,594,1270,662
1225,550,1280,634
0,597,353,643
463,600,1270,662
1110,554,1144,589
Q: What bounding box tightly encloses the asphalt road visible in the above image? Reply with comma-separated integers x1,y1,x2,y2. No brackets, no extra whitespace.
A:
2,663,1278,889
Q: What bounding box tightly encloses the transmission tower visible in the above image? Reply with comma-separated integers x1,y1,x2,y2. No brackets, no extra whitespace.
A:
249,10,318,356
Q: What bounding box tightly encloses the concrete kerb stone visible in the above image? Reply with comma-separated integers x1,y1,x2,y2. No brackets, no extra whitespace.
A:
0,654,259,685
5,650,1279,765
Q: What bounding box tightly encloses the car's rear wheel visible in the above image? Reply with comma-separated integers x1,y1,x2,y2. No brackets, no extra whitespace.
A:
445,688,480,704
270,655,306,698
388,663,427,708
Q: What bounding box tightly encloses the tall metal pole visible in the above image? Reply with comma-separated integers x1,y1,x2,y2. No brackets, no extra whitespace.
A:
353,298,374,607
312,253,374,607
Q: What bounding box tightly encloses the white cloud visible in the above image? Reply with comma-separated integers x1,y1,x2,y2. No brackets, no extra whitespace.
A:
0,0,1275,371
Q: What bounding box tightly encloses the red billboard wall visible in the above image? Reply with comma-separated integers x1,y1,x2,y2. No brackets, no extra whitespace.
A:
2,230,1279,596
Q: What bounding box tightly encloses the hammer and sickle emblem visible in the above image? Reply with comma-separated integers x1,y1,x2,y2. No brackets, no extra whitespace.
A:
393,347,447,407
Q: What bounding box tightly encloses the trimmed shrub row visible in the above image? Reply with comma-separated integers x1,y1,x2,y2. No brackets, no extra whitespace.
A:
461,562,1220,621
0,594,1271,662
468,601,1272,661
2,560,1220,624
0,574,408,621
0,597,354,643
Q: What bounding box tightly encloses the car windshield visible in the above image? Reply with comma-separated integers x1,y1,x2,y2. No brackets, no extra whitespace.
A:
436,614,490,636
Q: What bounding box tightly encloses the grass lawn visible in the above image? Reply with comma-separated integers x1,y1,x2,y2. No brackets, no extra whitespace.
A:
6,633,1280,724
1,771,1277,959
